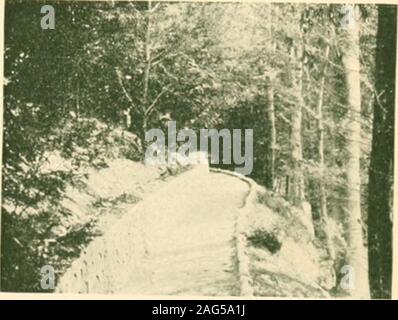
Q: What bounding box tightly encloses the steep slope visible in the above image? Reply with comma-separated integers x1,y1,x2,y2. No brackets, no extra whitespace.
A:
56,164,330,297
56,167,250,295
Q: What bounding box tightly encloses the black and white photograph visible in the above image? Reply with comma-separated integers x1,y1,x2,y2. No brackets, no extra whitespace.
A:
0,0,396,300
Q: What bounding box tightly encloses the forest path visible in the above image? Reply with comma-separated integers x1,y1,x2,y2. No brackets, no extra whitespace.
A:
120,167,250,296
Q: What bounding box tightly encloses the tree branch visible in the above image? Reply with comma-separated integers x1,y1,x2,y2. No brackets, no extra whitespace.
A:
145,86,170,116
127,1,144,18
148,2,160,13
115,67,136,108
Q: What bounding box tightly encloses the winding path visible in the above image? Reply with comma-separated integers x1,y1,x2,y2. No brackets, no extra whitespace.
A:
120,167,250,296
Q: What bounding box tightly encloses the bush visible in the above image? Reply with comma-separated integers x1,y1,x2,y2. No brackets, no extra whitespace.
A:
1,118,142,292
247,228,282,254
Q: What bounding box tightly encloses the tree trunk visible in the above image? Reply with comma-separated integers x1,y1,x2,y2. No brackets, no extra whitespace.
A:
288,42,305,206
317,44,336,261
341,5,370,299
142,0,152,147
368,5,396,299
265,82,276,190
265,3,276,190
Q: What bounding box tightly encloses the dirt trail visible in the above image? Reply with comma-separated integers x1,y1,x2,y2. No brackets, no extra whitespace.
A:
120,167,250,296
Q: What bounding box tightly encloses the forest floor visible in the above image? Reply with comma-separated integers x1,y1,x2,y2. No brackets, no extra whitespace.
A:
119,167,250,295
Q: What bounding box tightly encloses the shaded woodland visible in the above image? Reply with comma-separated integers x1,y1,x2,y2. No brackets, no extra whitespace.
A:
1,1,396,298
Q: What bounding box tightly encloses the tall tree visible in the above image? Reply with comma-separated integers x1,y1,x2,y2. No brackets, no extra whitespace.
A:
288,32,305,206
264,3,277,190
317,43,336,261
368,4,396,299
142,0,153,140
341,4,370,298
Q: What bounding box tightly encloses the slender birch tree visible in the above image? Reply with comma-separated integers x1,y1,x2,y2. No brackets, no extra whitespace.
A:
341,4,370,298
264,3,277,190
317,43,336,261
288,35,305,206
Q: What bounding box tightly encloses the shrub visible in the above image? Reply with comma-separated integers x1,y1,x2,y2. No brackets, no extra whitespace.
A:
247,228,282,254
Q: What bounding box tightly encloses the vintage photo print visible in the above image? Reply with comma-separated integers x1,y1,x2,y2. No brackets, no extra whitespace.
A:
0,0,396,299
